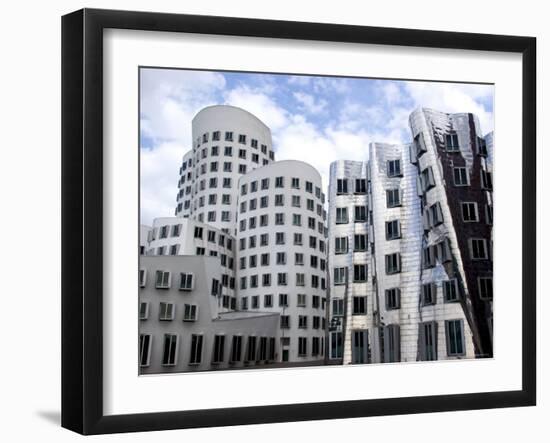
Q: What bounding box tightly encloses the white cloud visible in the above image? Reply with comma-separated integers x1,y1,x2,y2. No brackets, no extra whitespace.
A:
293,91,328,114
223,85,289,131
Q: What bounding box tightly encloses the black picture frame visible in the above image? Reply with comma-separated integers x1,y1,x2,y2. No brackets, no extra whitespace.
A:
62,8,536,435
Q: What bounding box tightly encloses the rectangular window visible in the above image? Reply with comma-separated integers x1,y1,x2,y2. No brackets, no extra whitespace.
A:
261,178,269,190
481,170,493,190
179,272,194,291
330,331,343,359
355,179,367,194
280,315,290,329
139,334,152,367
443,279,459,302
478,277,493,300
155,270,170,289
353,296,367,315
336,207,348,224
453,167,469,186
385,219,401,240
354,205,367,222
294,233,303,245
462,202,479,222
212,335,225,364
230,336,243,362
419,321,438,361
445,133,460,151
385,288,401,310
385,253,401,274
354,234,367,251
278,273,288,286
387,159,402,177
335,236,348,254
189,334,203,365
353,264,367,282
386,189,401,207
264,294,273,307
262,274,271,287
298,337,308,356
212,131,220,141
194,226,203,239
276,232,285,245
291,177,300,189
139,302,149,320
446,320,465,356
183,303,198,321
295,273,305,286
139,269,146,288
298,315,308,329
246,336,257,362
162,334,178,366
238,134,246,144
383,324,400,363
159,302,175,321
470,238,488,259
422,283,436,306
334,267,348,285
275,176,284,188
336,178,348,194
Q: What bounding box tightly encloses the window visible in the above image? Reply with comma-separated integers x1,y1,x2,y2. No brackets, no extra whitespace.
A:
275,232,285,245
179,272,194,291
462,202,479,222
296,293,307,307
189,334,203,365
292,213,302,226
295,253,304,265
251,138,258,148
230,336,243,362
260,234,269,247
298,337,308,356
139,269,146,288
422,283,436,306
159,302,175,321
310,255,318,268
249,199,257,210
470,238,489,259
155,270,170,289
262,274,271,287
251,295,259,309
308,217,316,229
221,211,230,222
222,177,232,188
486,204,493,225
260,214,268,227
211,278,220,296
278,273,288,286
418,321,438,361
171,224,181,237
353,296,367,315
336,207,349,224
183,303,198,321
291,177,300,189
279,293,288,307
298,315,308,329
307,199,314,211
353,264,367,282
210,161,218,172
261,178,269,190
250,181,258,192
275,176,284,188
241,297,248,310
139,334,152,367
225,131,233,141
383,325,400,363
295,273,305,286
475,277,493,302
294,233,303,245
481,170,493,190
194,226,203,239
212,131,220,141
336,178,348,194
275,213,284,225
238,148,246,159
385,220,401,240
212,335,225,363
264,294,273,307
354,234,367,251
422,246,435,268
223,162,232,172
385,253,401,274
280,315,290,329
139,302,149,320
445,320,465,356
443,279,459,302
292,195,301,208
159,225,168,239
453,167,469,186
332,298,344,316
276,252,286,265
237,134,246,144
162,334,178,366
386,189,401,207
427,202,444,227
245,336,257,362
355,179,367,194
385,288,400,309
334,267,348,285
330,331,343,359
354,205,367,222
387,159,402,177
420,167,436,191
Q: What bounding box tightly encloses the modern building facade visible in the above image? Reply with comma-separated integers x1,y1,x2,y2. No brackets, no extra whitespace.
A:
235,161,328,363
175,105,275,235
327,108,493,364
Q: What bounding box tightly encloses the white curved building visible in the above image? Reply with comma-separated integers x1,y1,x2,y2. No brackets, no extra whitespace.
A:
235,160,328,363
175,105,275,235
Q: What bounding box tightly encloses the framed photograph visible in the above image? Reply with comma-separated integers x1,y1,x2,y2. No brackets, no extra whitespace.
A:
62,8,536,435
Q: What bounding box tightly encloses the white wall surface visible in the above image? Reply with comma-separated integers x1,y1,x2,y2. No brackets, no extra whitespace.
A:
0,1,545,442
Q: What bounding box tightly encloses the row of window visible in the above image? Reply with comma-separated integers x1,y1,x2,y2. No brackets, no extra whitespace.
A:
239,252,326,270
241,177,324,202
332,264,368,284
240,293,326,310
331,296,367,316
335,205,368,224
238,232,326,253
193,130,269,154
334,234,369,253
335,178,368,195
140,270,196,290
195,145,270,162
139,301,199,322
237,272,327,290
239,195,325,218
238,214,325,236
140,333,277,367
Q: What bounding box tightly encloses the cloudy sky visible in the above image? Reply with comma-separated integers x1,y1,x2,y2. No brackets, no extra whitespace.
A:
140,68,494,226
